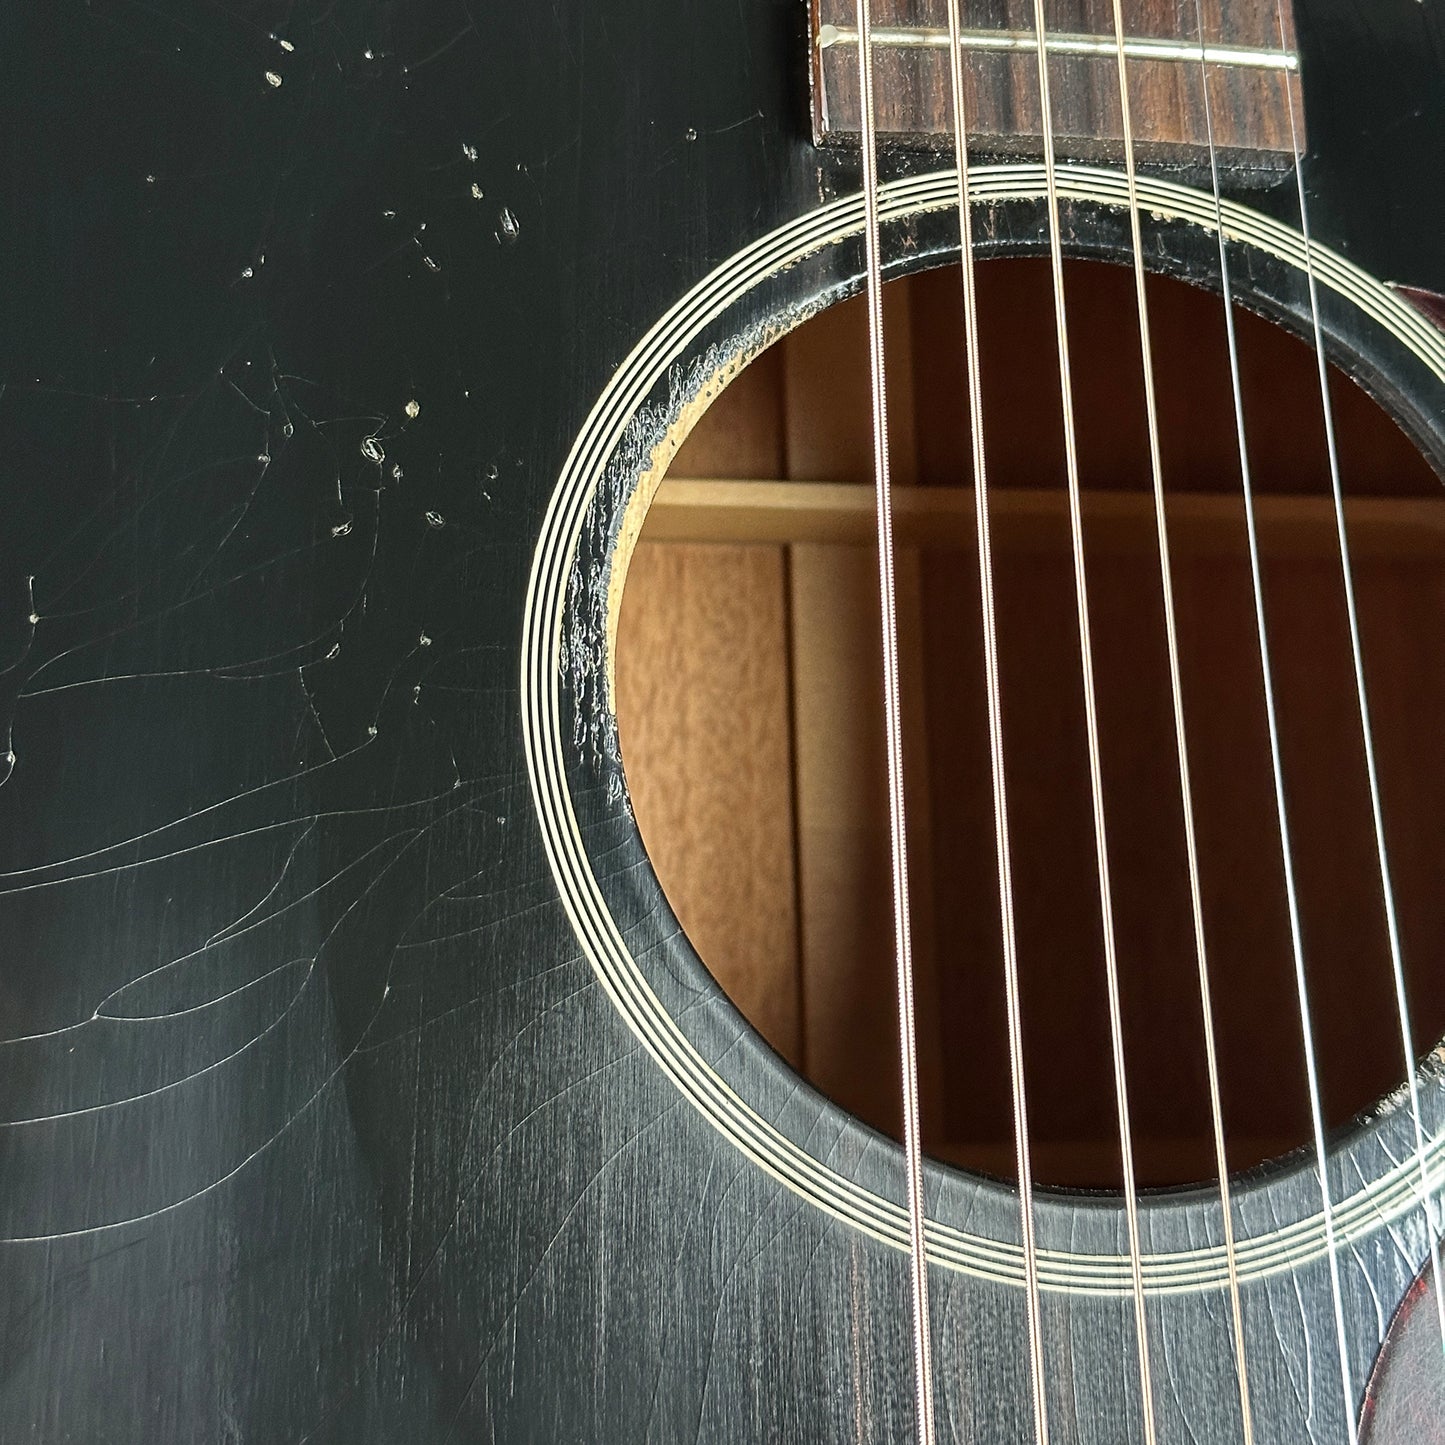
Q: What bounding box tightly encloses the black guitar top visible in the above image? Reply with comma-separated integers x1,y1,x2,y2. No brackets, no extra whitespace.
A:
1,2,1443,1441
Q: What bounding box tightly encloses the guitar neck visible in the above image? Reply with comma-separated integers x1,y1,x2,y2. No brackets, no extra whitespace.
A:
811,0,1305,171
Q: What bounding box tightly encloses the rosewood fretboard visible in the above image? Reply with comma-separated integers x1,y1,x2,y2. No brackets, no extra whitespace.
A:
810,0,1304,170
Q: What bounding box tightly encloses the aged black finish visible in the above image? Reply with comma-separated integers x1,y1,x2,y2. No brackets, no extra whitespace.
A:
1,3,1443,1442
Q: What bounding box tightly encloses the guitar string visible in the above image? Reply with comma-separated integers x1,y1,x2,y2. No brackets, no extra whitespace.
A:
1027,4,1159,1440
1198,10,1359,1442
843,13,1436,1439
1181,7,1271,1436
851,0,937,1438
1105,8,1256,1441
1271,0,1445,1371
939,3,1050,1440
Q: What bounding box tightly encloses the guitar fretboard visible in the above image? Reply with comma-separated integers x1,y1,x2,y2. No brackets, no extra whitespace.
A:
811,0,1304,169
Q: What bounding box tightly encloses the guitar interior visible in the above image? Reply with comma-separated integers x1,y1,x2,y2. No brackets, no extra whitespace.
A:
613,256,1445,1189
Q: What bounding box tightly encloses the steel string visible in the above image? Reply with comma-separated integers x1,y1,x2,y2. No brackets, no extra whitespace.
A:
1197,12,1359,1442
940,3,1050,1440
851,1,937,1438
1027,4,1159,1440
1104,8,1256,1440
1271,0,1445,1377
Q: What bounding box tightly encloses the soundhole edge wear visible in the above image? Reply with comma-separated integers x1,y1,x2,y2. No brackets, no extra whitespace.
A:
525,163,1445,1444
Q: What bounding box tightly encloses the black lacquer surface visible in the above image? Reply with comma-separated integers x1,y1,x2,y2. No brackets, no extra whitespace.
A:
1,3,1442,1441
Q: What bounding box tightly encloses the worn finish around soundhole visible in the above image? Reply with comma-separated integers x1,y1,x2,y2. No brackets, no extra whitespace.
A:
0,0,1443,1441
558,169,1445,1445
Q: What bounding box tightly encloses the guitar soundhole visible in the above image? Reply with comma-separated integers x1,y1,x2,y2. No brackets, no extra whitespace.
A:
613,256,1445,1191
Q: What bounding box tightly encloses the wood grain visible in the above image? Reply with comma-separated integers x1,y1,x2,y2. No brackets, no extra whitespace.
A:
811,0,1305,166
615,542,803,1064
783,540,945,1139
639,478,1445,558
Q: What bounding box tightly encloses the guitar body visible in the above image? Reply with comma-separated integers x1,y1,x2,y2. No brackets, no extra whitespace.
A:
1,2,1442,1441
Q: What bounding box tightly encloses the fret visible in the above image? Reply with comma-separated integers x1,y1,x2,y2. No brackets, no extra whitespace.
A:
817,24,1298,73
810,0,1305,169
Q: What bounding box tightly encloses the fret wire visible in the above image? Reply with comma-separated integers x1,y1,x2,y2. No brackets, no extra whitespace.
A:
817,23,1299,73
1273,0,1445,1380
941,0,1050,1440
852,1,937,1439
1028,2,1159,1439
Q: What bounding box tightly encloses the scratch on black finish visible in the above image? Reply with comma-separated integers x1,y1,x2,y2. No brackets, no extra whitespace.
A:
0,1,1440,1442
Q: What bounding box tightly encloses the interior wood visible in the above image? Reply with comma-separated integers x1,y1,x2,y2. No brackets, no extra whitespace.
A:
613,256,1445,1189
640,480,1445,556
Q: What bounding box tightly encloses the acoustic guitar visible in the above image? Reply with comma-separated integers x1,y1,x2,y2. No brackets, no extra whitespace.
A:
1,1,1443,1441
